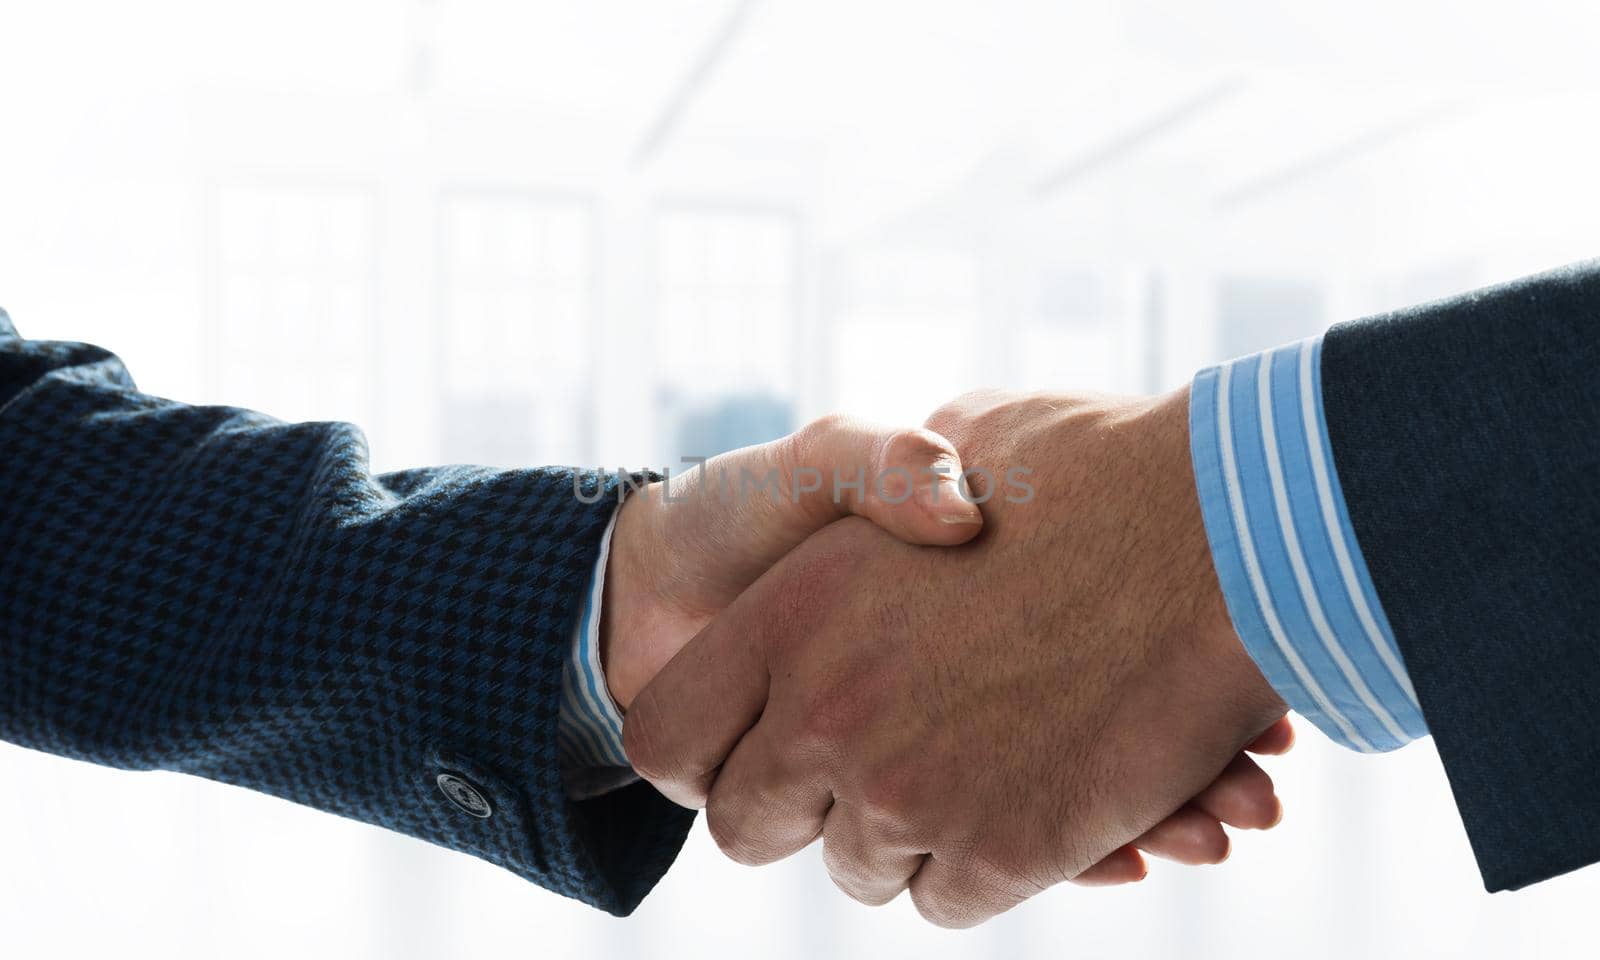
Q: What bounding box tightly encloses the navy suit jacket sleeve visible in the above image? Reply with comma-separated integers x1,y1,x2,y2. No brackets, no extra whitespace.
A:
1322,260,1600,891
0,312,694,916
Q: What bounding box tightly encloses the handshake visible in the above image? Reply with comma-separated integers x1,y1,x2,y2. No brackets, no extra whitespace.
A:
598,387,1292,927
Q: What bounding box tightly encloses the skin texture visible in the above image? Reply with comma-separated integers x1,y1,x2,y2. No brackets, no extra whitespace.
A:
600,414,983,711
621,389,1291,925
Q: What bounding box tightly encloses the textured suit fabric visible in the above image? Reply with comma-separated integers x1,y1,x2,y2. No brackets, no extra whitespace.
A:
1322,261,1600,891
0,311,694,916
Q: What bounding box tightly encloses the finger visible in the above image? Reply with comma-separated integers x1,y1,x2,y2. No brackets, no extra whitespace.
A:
821,802,925,905
1070,844,1149,886
622,601,772,808
1192,754,1283,830
1245,715,1295,755
921,388,1014,448
662,416,982,566
1131,806,1231,865
793,416,983,543
703,721,832,866
908,855,1028,930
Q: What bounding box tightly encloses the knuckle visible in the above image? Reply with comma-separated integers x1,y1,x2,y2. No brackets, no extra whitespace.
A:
921,402,969,442
910,888,975,929
820,835,862,880
881,426,956,469
621,696,701,799
802,411,853,439
828,871,896,907
821,851,876,903
967,841,1043,894
923,390,1028,461
619,697,664,775
705,810,757,865
791,412,853,466
857,768,920,828
910,849,1030,929
619,694,665,772
706,801,781,867
822,841,902,907
924,389,1004,429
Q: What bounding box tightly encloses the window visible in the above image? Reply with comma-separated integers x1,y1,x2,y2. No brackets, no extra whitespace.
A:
1012,268,1158,393
655,207,800,459
437,192,596,466
828,250,981,426
208,183,377,428
1214,277,1326,360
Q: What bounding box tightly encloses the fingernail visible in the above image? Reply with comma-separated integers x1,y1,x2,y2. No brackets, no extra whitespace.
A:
923,476,980,520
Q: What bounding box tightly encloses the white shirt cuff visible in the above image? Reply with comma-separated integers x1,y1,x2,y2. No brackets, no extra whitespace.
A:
556,505,640,798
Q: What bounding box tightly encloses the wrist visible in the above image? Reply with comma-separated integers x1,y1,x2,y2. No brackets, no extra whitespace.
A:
1146,386,1288,730
599,484,666,713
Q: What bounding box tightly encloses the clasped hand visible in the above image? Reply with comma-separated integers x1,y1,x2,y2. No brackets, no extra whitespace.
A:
604,390,1290,927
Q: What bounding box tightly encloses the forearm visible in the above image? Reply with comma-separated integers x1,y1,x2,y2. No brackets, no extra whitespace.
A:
1189,335,1425,754
1187,260,1600,890
1321,261,1600,890
0,313,692,914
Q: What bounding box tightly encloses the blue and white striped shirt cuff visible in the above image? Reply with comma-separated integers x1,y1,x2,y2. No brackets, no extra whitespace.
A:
1189,334,1427,753
557,506,638,798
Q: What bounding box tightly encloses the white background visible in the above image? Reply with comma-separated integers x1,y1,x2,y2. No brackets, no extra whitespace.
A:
2,2,1597,957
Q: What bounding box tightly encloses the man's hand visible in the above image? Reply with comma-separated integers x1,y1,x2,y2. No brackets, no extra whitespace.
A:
623,389,1290,925
599,414,982,711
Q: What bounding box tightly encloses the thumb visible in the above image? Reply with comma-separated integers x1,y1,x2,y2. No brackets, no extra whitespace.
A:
602,417,981,713
655,415,982,584
782,413,984,546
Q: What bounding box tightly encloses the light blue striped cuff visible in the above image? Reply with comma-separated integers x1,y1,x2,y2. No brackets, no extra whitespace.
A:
557,506,639,798
1189,335,1427,753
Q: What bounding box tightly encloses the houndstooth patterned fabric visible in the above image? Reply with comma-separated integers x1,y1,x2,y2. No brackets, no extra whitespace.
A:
0,309,694,916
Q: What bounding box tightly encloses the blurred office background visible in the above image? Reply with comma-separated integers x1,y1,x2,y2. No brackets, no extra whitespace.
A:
1,1,1596,957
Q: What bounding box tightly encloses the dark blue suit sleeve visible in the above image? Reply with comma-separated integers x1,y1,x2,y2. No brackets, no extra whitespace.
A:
0,310,693,915
1321,261,1600,891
